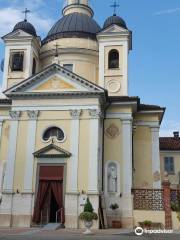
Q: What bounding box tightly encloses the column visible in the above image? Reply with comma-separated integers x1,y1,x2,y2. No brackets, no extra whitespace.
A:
0,121,3,143
88,109,102,193
3,111,21,193
23,111,39,192
151,127,161,189
69,109,82,193
122,118,133,196
121,118,133,227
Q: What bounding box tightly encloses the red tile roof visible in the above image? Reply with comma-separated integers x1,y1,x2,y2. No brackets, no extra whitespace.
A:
160,137,180,151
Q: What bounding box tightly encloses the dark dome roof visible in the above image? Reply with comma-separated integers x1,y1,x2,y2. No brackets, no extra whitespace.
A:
42,12,101,44
13,20,37,36
103,15,127,29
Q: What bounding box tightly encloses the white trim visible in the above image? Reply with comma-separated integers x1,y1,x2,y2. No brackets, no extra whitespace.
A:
88,118,100,192
151,127,161,188
36,158,67,164
69,118,80,192
106,112,132,119
122,119,132,196
134,120,159,127
23,119,37,192
11,105,99,111
3,120,19,192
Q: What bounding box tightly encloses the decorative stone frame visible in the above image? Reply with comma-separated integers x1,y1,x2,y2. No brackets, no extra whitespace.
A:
41,125,67,144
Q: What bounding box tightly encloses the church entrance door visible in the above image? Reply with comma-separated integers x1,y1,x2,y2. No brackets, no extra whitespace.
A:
33,166,65,225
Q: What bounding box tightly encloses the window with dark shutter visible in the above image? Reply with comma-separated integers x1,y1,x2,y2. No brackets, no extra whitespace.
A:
108,49,119,69
43,127,65,142
10,52,24,71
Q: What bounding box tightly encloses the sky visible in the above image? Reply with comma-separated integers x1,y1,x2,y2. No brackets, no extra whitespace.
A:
0,0,179,136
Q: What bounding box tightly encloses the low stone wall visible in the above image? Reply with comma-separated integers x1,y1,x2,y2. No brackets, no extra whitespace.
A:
133,210,180,230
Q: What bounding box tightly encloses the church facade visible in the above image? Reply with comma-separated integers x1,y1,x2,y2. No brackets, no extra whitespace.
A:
0,0,165,229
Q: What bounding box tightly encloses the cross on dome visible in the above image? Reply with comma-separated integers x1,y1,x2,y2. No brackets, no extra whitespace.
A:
110,1,120,16
22,8,31,21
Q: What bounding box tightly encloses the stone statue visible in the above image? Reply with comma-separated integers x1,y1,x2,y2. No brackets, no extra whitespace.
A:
108,164,117,193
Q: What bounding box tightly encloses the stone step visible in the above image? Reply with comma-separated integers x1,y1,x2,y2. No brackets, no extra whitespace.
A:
42,223,64,231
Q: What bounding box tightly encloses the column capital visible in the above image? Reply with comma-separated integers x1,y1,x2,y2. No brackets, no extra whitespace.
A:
88,109,103,119
69,109,82,119
121,117,133,124
27,110,39,120
150,126,160,132
9,111,21,120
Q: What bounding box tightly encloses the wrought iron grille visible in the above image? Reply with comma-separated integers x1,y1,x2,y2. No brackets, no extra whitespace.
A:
132,189,164,211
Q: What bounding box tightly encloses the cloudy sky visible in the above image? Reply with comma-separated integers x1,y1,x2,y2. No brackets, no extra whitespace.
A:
0,0,180,136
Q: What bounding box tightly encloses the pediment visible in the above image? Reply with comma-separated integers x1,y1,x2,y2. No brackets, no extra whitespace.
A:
98,24,130,35
2,29,33,40
4,64,105,98
33,144,71,158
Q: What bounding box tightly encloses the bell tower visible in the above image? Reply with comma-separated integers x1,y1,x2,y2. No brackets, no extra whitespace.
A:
63,0,93,17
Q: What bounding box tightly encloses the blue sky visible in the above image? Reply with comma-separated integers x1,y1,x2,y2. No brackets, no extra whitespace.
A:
0,0,179,136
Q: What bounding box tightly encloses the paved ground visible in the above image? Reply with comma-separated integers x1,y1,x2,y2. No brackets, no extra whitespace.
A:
0,228,179,240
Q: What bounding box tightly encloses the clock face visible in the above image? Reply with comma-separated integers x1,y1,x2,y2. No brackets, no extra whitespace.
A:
106,79,121,93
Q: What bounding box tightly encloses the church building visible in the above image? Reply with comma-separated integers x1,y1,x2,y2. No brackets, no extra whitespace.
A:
0,0,165,229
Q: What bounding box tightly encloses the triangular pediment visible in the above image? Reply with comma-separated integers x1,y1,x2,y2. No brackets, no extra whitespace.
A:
33,144,71,158
4,64,105,98
98,24,130,35
2,29,34,40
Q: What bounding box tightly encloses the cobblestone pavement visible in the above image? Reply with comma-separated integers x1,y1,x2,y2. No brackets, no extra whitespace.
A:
0,228,179,240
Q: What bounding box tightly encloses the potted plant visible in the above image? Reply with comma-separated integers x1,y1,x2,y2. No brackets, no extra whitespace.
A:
109,203,121,228
110,203,119,211
140,220,152,230
79,197,98,235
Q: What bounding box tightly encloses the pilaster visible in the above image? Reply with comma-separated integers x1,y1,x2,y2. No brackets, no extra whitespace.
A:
151,126,161,188
3,111,21,193
88,109,102,193
23,110,39,193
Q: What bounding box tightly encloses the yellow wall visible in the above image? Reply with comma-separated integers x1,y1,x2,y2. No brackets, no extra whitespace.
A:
160,151,180,187
133,126,153,188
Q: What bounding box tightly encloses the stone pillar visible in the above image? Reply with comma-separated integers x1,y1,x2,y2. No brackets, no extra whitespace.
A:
151,127,161,188
88,109,102,193
65,109,82,229
23,111,39,192
3,111,21,192
163,173,172,229
121,117,133,228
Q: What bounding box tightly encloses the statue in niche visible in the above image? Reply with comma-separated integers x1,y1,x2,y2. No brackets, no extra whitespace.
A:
108,163,117,193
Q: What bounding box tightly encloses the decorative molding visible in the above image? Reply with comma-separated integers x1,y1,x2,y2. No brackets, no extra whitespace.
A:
105,124,120,139
27,110,39,120
9,111,21,120
69,109,82,119
89,109,103,119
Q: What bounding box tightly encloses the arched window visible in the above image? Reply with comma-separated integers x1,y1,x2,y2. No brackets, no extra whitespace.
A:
43,127,65,142
108,49,119,69
32,58,36,75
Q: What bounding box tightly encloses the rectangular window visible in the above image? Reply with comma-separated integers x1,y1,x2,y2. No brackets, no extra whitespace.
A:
10,51,24,71
164,157,175,175
63,64,73,72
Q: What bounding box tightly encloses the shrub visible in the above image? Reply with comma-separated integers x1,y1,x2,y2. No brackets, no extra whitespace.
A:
79,212,98,222
84,198,94,213
142,220,152,226
171,202,180,212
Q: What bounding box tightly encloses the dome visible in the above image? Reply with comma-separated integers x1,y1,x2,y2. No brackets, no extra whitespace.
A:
103,15,127,29
42,12,101,44
13,20,37,37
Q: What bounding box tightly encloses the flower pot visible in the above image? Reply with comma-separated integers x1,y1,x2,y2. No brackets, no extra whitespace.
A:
83,220,93,235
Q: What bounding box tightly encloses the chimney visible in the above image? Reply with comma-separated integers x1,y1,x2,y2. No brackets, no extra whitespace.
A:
173,131,179,139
